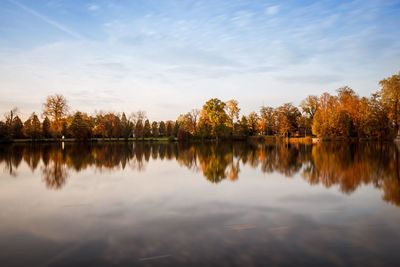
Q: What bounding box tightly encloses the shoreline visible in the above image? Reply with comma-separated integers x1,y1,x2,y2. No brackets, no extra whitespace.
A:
0,136,396,144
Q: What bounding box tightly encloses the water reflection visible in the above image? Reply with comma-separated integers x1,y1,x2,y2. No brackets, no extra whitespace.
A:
1,142,399,205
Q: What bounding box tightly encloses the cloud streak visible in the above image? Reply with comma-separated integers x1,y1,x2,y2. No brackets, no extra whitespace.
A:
0,0,399,119
7,0,83,40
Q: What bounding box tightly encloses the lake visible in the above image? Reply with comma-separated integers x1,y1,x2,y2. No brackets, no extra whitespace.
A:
0,142,400,267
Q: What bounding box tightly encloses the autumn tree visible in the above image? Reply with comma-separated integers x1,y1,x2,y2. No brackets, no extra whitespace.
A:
275,103,301,137
379,73,400,136
130,110,146,125
93,113,106,138
225,99,240,134
42,94,69,137
105,113,118,138
300,95,318,136
3,107,20,139
300,95,319,120
159,121,166,137
198,98,228,138
336,87,360,137
247,112,259,136
112,115,122,138
366,93,390,138
177,113,195,136
259,106,275,135
135,119,144,138
312,93,339,137
190,109,200,134
94,112,120,138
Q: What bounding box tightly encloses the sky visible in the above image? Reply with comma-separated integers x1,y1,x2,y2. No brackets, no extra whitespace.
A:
0,0,399,120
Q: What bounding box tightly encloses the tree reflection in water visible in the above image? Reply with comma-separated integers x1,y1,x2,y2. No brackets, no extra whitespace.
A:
0,142,399,205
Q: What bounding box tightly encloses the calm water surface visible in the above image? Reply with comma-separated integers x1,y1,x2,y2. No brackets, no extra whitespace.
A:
1,142,400,267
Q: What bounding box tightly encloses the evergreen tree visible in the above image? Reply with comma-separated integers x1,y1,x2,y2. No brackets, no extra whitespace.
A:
166,121,173,137
173,121,180,137
151,121,159,137
24,113,41,139
238,116,249,137
121,112,131,139
135,120,144,138
69,112,92,140
42,117,51,138
12,116,24,138
143,119,151,137
159,121,166,137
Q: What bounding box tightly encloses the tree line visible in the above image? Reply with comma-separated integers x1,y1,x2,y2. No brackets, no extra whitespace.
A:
0,71,399,141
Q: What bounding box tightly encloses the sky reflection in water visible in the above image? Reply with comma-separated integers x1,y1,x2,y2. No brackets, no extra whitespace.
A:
0,142,400,267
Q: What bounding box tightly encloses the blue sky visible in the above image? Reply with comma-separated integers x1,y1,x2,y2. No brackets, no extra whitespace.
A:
0,0,399,120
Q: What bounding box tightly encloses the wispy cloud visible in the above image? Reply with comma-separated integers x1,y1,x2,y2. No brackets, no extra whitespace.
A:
7,0,83,40
88,3,99,12
0,0,399,119
265,5,279,16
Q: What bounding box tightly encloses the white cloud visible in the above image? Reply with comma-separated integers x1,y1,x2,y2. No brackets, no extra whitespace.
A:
265,5,280,16
1,1,399,120
231,11,253,27
88,4,99,11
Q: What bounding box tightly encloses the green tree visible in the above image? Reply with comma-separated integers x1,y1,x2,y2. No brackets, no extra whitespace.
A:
69,112,92,141
0,121,11,140
173,120,180,137
151,121,159,137
121,112,132,139
199,98,228,138
238,116,249,137
12,116,24,138
42,117,51,138
31,113,41,139
24,113,41,139
166,121,173,137
143,119,151,137
61,119,68,137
